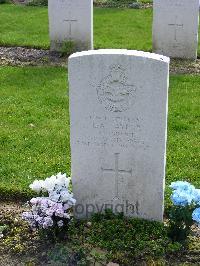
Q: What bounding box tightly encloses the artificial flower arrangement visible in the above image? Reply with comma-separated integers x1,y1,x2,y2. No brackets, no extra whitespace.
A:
22,173,76,240
22,176,200,242
169,181,200,241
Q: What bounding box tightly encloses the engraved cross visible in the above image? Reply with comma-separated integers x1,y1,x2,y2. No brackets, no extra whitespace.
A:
168,16,183,41
101,153,132,199
63,18,77,39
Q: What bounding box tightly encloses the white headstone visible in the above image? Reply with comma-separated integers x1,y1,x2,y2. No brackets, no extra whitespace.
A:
69,50,169,222
48,0,93,51
153,0,199,59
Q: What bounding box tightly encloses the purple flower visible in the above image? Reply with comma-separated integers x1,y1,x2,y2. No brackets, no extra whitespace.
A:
22,211,33,220
55,208,64,218
35,216,44,226
42,217,53,229
30,198,39,205
40,198,49,207
45,208,55,217
24,173,76,234
57,220,64,227
63,203,70,210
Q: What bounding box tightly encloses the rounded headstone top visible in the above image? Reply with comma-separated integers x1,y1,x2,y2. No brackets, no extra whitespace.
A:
69,49,170,63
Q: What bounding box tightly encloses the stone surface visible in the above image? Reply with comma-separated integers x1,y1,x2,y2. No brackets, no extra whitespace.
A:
69,49,169,222
48,0,93,51
153,0,199,59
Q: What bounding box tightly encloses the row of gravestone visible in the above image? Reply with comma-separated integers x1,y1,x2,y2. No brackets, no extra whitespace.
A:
48,0,200,60
47,0,197,222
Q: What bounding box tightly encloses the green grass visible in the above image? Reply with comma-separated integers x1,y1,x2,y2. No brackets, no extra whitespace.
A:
0,66,69,199
0,66,199,201
94,8,152,51
166,75,200,202
0,4,152,51
0,4,199,54
0,4,49,49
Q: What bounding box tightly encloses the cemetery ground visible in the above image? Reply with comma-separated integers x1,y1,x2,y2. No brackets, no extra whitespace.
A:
0,3,200,266
0,4,152,51
1,68,200,265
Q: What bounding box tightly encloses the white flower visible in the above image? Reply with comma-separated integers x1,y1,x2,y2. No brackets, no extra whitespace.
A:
29,180,44,193
68,197,76,206
43,176,57,191
56,172,69,187
56,178,66,187
64,177,70,188
49,191,60,202
60,191,71,203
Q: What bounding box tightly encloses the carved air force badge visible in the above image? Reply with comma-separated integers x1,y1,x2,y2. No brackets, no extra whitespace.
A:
97,65,136,112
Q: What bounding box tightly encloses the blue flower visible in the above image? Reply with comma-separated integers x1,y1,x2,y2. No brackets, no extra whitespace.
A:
192,189,200,205
192,208,200,223
170,181,195,193
171,190,194,207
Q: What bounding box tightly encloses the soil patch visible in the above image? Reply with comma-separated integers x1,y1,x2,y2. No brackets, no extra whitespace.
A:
170,58,200,75
1,46,200,75
0,46,67,67
12,0,153,9
0,202,51,266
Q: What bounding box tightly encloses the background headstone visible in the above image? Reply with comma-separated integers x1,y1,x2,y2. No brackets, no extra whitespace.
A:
69,50,169,222
153,0,199,59
48,0,93,51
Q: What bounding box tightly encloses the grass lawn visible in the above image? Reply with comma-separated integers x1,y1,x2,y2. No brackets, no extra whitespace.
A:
0,4,49,49
0,66,199,202
94,7,152,51
0,4,152,51
0,66,70,199
0,4,200,55
166,75,200,200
